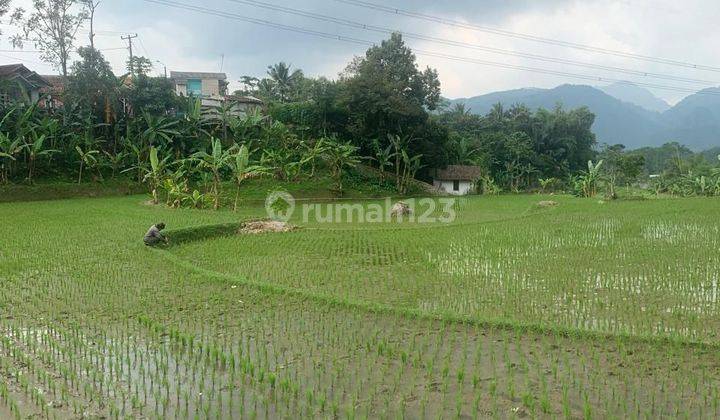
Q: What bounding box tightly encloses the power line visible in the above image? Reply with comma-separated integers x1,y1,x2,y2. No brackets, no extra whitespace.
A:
0,49,42,53
142,0,720,96
137,36,151,58
121,33,139,75
334,0,720,73
0,53,49,67
222,0,718,86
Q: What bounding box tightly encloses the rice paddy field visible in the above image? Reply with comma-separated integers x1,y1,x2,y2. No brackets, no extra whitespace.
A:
2,193,720,418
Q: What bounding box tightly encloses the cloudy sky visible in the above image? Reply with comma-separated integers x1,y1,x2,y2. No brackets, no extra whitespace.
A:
1,0,718,104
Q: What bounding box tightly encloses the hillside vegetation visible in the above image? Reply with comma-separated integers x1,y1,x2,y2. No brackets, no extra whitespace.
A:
451,84,720,150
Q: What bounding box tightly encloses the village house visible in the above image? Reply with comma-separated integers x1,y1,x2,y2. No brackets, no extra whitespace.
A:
38,75,66,110
433,165,484,195
170,70,263,116
170,71,228,98
0,64,50,106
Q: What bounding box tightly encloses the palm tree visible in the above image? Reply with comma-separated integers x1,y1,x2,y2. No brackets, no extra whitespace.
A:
266,62,303,102
451,103,471,117
191,138,236,209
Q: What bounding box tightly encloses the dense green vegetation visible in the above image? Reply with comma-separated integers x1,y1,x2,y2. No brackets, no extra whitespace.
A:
2,25,715,200
2,194,720,418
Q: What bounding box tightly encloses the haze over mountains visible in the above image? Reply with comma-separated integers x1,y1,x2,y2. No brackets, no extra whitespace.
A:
450,83,720,150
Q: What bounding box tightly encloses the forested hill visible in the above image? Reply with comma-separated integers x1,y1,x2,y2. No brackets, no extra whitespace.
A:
450,84,720,150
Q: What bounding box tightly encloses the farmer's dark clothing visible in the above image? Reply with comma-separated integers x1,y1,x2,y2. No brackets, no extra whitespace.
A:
144,225,166,246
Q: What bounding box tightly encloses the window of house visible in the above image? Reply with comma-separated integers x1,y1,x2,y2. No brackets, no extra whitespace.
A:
453,180,460,191
187,79,202,96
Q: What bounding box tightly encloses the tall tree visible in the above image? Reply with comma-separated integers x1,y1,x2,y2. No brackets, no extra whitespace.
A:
127,56,153,77
80,0,99,49
13,0,88,77
66,47,116,118
266,62,303,102
340,32,446,171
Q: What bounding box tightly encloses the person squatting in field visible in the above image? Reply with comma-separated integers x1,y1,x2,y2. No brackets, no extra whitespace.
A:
144,222,168,246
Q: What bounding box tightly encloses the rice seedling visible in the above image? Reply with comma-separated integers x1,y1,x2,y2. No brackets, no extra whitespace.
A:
1,194,720,417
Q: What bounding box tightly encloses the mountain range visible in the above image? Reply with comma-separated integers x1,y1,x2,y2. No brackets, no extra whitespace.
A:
450,83,720,150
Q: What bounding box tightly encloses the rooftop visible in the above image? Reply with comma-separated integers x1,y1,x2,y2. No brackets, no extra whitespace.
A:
0,64,50,88
170,71,227,81
434,165,484,181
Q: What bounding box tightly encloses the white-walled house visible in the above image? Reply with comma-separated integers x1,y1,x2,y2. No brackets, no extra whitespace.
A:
433,165,483,195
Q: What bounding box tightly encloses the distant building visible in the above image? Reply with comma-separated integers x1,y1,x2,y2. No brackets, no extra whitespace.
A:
433,165,484,195
170,71,228,98
0,64,50,106
171,71,263,116
38,75,66,110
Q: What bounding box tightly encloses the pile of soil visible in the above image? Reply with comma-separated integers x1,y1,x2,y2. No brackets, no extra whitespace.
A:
239,219,297,234
537,200,559,207
390,201,412,216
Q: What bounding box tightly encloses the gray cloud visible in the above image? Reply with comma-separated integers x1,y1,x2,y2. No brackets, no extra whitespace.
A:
2,0,719,104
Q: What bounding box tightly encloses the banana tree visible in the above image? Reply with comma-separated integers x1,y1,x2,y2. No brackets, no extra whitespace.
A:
191,138,236,210
399,150,423,195
302,138,329,178
76,145,100,184
0,132,26,184
141,111,181,148
538,177,557,194
121,139,148,183
179,97,210,154
230,108,267,145
24,133,59,184
103,150,128,179
144,146,171,204
577,160,604,197
231,144,271,211
371,138,394,183
323,140,360,195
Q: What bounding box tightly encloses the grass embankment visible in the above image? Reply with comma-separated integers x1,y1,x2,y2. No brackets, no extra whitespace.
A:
0,179,145,203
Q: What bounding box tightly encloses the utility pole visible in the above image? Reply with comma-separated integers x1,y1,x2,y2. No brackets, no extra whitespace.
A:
121,33,138,76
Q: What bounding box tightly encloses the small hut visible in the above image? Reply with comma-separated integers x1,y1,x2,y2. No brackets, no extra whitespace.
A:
433,165,483,195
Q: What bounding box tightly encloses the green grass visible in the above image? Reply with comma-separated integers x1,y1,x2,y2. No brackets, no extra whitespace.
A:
0,178,145,203
2,193,720,418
